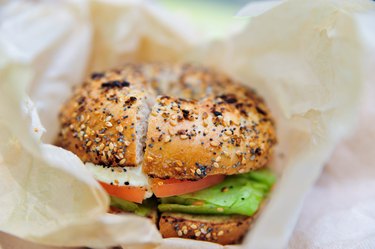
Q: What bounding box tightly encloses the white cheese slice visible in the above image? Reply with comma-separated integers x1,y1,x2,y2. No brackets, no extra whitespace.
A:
86,163,152,199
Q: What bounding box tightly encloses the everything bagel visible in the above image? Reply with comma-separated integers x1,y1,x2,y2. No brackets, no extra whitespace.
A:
56,63,277,245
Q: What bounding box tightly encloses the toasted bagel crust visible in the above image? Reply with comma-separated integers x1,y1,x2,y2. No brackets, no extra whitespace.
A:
143,93,276,179
57,63,276,178
142,65,276,179
57,69,153,166
159,212,254,245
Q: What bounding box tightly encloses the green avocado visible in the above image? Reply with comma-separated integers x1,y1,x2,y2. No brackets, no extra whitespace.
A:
110,196,154,217
158,169,276,216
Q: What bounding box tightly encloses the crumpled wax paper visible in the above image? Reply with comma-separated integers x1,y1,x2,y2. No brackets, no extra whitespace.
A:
0,0,372,249
288,10,375,249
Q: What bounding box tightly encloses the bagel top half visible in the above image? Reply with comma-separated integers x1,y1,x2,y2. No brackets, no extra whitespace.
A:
57,63,276,180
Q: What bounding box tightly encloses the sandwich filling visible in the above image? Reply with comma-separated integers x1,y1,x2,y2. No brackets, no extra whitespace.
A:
106,168,275,217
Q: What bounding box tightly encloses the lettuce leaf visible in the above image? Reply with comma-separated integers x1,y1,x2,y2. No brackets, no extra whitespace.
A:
158,169,275,216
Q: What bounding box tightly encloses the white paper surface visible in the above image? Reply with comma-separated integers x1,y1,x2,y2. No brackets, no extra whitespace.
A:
288,11,375,249
0,0,373,248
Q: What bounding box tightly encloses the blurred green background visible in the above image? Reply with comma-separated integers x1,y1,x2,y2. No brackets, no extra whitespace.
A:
158,0,257,39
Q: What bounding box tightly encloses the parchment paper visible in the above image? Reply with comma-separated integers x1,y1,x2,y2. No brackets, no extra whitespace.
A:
0,0,372,248
288,10,375,248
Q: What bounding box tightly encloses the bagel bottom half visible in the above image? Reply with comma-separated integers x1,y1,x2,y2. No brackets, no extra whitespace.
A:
159,212,255,245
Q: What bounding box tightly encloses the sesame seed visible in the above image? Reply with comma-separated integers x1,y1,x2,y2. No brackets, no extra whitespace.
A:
168,128,175,135
171,114,177,120
99,143,105,150
176,160,183,166
213,162,219,168
222,135,229,142
105,116,112,122
119,159,126,165
203,120,208,127
170,120,177,126
147,156,154,161
196,168,202,175
109,143,114,150
210,141,220,147
164,135,171,143
192,200,204,206
217,230,224,236
159,106,166,111
190,224,197,229
86,127,93,135
206,233,211,239
216,156,221,162
151,111,158,116
195,231,201,237
180,134,188,140
221,187,229,192
177,230,183,236
86,141,92,146
124,140,131,146
224,130,232,136
116,125,124,132
105,121,113,127
250,155,256,161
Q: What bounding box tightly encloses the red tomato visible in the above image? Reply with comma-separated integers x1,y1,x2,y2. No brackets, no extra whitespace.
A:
99,181,146,204
151,175,225,197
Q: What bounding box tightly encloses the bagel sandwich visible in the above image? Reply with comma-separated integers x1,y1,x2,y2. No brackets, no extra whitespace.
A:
56,63,277,245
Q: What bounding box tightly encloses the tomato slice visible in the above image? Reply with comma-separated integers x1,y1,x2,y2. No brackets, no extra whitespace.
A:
151,175,225,197
99,181,146,204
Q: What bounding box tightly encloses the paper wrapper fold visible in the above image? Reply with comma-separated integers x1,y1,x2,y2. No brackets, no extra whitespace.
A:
0,0,372,248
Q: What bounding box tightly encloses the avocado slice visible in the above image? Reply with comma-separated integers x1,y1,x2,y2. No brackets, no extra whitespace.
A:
158,169,276,216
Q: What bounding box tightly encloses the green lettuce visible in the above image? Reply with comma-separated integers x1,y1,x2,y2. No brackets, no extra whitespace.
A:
158,169,276,216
